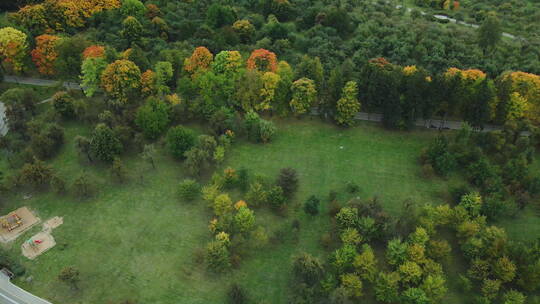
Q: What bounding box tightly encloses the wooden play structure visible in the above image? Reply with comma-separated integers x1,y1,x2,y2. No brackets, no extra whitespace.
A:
1,213,22,232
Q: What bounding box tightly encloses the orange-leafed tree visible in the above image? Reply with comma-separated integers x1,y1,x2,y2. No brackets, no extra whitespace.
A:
184,46,213,77
141,69,158,97
0,27,28,73
31,34,60,75
83,45,105,59
101,59,141,103
247,49,277,73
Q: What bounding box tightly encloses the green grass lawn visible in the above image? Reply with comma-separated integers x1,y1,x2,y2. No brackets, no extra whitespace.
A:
0,118,538,303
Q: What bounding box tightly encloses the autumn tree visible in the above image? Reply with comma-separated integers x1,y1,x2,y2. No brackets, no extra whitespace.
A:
247,49,277,73
184,46,213,77
31,34,60,75
82,45,105,59
141,70,157,97
336,81,360,126
258,72,281,111
233,20,255,42
0,27,28,73
101,59,141,103
290,78,317,115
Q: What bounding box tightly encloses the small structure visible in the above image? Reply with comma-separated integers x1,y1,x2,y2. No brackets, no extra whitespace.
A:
0,207,40,243
1,214,22,231
21,231,56,260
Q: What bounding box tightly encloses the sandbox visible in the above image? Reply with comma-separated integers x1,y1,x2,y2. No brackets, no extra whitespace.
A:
0,207,40,243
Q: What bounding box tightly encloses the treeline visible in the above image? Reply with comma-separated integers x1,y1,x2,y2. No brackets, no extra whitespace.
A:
1,0,539,76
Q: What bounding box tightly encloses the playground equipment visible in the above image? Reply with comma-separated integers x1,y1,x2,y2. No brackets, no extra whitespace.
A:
1,213,22,231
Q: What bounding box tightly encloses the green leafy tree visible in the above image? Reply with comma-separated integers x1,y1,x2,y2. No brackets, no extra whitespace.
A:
399,261,423,284
481,279,501,300
290,78,317,115
90,123,123,162
493,256,516,283
155,61,173,94
336,81,360,126
206,239,231,273
166,126,196,159
340,273,363,298
336,207,359,230
386,238,409,266
213,193,233,217
206,4,236,28
121,16,143,46
332,244,358,273
120,0,146,18
55,36,90,80
178,179,200,202
292,253,324,285
353,244,377,282
402,287,429,304
478,12,502,52
502,290,526,304
135,98,170,139
374,271,400,303
234,206,255,233
421,275,448,302
81,57,107,97
304,195,320,216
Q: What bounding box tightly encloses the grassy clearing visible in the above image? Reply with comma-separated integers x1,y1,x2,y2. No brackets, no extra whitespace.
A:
0,118,538,303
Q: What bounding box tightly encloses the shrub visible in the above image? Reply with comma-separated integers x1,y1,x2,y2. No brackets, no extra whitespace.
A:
243,111,276,143
52,91,75,118
304,195,320,215
276,167,298,198
50,175,66,194
21,159,53,189
346,181,360,193
178,179,200,202
267,185,286,211
166,126,196,159
227,283,248,304
72,173,96,199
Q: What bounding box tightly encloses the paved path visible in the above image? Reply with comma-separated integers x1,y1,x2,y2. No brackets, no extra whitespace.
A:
0,272,52,304
3,76,81,90
0,101,7,136
395,4,522,40
353,111,501,132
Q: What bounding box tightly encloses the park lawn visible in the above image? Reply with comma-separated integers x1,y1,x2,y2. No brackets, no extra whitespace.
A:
0,118,537,303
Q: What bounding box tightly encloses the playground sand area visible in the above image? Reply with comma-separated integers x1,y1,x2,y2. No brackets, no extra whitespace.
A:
21,231,56,260
0,207,40,243
22,216,64,259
